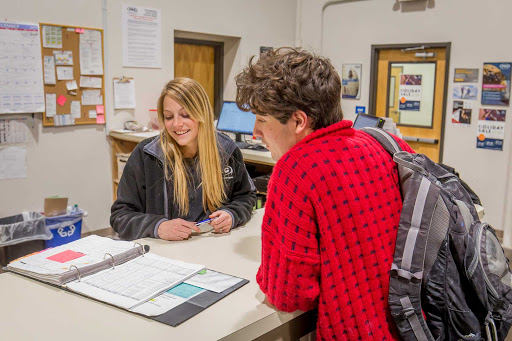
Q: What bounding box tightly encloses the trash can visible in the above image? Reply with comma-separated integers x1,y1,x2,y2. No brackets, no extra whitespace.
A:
0,212,53,266
44,209,84,248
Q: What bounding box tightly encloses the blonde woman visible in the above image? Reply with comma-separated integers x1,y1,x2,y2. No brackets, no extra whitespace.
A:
111,78,256,241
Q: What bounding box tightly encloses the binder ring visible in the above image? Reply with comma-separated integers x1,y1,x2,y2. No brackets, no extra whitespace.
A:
104,253,115,269
134,242,145,257
69,265,81,282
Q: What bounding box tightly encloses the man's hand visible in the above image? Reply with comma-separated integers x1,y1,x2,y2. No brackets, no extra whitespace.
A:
209,210,233,234
157,219,200,240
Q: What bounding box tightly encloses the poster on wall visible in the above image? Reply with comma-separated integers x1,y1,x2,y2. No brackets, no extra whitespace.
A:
453,84,478,100
481,62,511,106
0,22,45,114
476,109,506,151
451,100,472,124
260,46,273,56
122,4,161,68
341,64,361,99
398,74,422,111
454,68,479,83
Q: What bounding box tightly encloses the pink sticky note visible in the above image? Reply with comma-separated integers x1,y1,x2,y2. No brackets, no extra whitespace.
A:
96,105,104,114
47,250,85,263
75,28,84,34
57,95,67,106
96,114,105,124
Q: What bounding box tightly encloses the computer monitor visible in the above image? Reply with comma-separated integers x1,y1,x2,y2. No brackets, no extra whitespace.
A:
216,101,256,142
352,113,385,130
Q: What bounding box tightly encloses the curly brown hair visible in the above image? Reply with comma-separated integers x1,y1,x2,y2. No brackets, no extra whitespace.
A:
235,47,343,130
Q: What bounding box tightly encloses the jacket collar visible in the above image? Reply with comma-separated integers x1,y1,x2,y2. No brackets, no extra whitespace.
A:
143,135,165,162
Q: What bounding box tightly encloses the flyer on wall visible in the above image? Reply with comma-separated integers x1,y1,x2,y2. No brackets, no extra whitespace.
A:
453,84,478,100
481,62,511,106
398,74,422,111
451,100,472,124
454,68,479,83
476,109,506,151
341,64,361,99
122,4,162,68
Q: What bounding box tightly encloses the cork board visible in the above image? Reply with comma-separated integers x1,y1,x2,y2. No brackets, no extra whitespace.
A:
39,23,105,127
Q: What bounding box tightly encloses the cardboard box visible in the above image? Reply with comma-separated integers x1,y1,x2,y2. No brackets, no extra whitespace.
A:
44,197,68,217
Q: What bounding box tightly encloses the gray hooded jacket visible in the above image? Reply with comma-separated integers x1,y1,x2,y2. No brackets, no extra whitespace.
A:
110,132,257,240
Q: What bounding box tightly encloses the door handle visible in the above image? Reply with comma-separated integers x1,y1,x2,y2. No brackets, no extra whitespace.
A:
402,136,439,144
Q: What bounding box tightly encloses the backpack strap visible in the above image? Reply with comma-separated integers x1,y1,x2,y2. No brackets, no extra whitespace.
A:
360,127,403,155
389,175,440,341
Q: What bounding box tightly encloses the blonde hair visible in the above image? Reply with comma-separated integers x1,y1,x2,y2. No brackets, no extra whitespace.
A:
157,78,226,215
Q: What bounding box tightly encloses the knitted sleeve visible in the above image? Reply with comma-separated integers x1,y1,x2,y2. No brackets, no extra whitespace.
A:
396,137,415,153
256,159,320,313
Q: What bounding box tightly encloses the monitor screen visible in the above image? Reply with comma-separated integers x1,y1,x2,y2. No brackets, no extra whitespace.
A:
352,114,383,129
217,101,256,135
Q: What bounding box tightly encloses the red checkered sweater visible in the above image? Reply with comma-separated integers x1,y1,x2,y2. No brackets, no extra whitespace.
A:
256,120,414,340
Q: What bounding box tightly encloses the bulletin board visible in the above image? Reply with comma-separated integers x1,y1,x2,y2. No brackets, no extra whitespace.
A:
39,23,105,127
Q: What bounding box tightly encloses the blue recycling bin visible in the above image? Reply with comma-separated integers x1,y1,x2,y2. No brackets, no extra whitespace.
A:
44,210,84,248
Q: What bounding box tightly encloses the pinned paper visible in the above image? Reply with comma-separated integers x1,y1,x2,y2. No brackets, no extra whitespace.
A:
71,101,81,118
66,80,78,91
96,114,105,124
88,109,97,118
81,90,102,105
43,55,56,84
47,250,85,263
56,66,74,80
45,94,57,117
96,105,104,114
75,28,85,34
53,50,73,66
57,95,67,106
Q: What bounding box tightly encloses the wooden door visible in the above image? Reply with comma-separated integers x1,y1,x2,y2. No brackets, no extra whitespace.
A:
174,43,215,109
373,45,449,162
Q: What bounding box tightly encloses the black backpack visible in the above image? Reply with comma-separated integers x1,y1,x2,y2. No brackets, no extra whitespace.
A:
362,127,512,341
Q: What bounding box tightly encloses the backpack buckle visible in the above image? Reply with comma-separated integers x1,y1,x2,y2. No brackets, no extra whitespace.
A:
403,307,415,319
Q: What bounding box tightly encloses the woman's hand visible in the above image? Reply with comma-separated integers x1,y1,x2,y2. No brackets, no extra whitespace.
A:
209,210,233,234
157,218,200,241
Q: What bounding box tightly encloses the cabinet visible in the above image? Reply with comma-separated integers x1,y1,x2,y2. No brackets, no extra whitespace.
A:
109,131,159,201
108,131,276,202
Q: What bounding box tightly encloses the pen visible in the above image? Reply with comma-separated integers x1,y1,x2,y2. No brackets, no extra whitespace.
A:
195,217,216,226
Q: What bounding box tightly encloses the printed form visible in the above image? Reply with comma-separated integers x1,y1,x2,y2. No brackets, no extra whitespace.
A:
66,253,204,310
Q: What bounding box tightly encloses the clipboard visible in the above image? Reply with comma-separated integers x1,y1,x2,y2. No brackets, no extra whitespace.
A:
113,77,136,109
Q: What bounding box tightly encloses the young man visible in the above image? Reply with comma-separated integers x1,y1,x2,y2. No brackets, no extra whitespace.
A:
235,48,414,340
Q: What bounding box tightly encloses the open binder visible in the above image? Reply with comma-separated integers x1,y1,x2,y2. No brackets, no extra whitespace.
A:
7,235,248,326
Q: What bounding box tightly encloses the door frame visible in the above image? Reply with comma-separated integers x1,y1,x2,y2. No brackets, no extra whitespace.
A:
368,42,451,162
174,38,224,117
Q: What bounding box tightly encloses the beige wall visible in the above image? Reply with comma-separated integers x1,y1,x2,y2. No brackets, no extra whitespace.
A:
299,0,512,246
0,0,296,234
